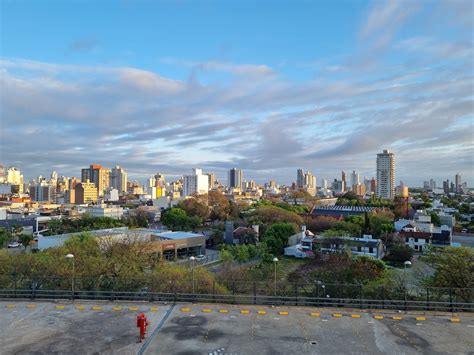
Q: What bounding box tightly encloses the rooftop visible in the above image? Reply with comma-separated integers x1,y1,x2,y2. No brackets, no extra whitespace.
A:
150,231,205,240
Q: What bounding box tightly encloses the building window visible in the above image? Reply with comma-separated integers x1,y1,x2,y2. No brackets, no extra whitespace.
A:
405,238,409,242
369,247,373,253
415,238,418,243
357,246,362,252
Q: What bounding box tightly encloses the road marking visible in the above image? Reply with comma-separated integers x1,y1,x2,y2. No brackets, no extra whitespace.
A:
450,318,461,323
129,307,139,311
181,308,191,312
6,304,16,309
240,310,250,314
257,310,267,315
219,309,229,313
26,304,36,308
321,319,328,322
415,316,426,321
112,307,122,311
92,306,102,311
392,316,402,320
374,315,384,320
416,323,423,326
150,307,159,311
202,309,212,313
351,314,361,318
55,305,65,309
76,306,85,311
333,313,343,317
467,325,474,328
279,311,289,315
368,321,374,324
310,312,320,317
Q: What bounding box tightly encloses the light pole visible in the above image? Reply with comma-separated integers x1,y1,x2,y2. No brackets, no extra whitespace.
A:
273,257,278,297
190,256,196,294
66,254,75,300
403,260,412,287
404,260,412,310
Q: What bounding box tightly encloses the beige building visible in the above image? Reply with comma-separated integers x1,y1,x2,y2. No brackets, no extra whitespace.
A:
75,180,98,204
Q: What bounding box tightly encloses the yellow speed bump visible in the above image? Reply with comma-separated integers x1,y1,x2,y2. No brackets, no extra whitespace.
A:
219,309,229,313
415,316,426,321
279,311,289,316
150,307,159,312
181,307,191,312
374,315,384,320
92,306,102,311
450,318,461,323
202,309,212,313
333,313,343,317
351,314,361,318
257,310,267,315
6,304,16,309
112,307,122,311
129,307,139,311
240,310,250,314
76,306,85,311
392,316,402,320
55,305,65,310
310,312,320,317
26,304,36,309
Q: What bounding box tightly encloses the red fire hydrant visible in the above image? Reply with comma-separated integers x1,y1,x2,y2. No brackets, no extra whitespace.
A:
136,313,150,342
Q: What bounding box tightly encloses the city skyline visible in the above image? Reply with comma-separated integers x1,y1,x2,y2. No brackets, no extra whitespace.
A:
1,1,473,185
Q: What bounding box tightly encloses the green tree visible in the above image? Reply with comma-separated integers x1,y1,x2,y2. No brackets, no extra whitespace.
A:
384,244,414,263
179,197,209,221
430,212,441,227
423,247,474,290
208,191,230,220
161,208,189,230
255,205,304,226
18,234,33,250
261,223,295,255
0,228,13,248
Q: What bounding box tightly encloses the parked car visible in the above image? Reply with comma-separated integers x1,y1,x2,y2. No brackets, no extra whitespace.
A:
195,254,206,261
7,241,21,248
461,228,468,233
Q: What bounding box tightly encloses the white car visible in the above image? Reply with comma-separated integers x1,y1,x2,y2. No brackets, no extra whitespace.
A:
7,241,21,248
195,254,206,261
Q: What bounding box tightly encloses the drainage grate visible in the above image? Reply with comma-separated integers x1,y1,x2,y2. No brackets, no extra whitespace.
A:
310,340,318,345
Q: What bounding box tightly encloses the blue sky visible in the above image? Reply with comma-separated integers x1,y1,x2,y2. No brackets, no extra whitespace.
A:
1,0,473,186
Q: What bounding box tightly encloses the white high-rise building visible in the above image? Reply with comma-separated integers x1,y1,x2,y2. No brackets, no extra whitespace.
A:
6,166,24,193
183,168,209,196
110,166,128,193
376,149,395,199
321,179,328,189
350,170,360,189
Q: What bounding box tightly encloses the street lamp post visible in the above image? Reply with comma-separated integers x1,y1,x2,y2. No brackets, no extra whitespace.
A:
404,260,412,310
66,254,75,300
190,256,196,294
273,257,278,297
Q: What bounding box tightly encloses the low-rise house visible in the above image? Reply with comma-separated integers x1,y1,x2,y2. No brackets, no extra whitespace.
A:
314,234,384,259
288,225,314,246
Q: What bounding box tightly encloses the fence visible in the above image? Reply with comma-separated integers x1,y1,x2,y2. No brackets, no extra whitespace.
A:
0,275,472,312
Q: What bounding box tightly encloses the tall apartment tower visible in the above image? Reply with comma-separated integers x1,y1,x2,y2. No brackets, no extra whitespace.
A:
81,164,110,196
228,168,243,189
376,149,395,199
341,171,346,192
183,168,209,196
455,173,461,194
110,165,128,193
297,169,304,188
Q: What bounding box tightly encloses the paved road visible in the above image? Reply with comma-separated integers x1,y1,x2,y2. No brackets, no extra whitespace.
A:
2,301,472,354
452,233,474,247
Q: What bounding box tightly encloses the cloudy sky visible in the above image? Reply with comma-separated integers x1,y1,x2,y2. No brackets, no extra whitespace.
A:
0,0,473,186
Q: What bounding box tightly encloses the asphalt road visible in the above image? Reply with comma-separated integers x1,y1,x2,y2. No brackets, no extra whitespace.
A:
452,233,474,247
1,301,473,354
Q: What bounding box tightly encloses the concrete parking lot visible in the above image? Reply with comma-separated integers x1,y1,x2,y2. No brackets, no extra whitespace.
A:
0,301,473,354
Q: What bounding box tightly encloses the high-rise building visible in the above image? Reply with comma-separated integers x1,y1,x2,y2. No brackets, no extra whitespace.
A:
376,149,395,199
455,173,462,194
423,181,430,190
75,180,98,204
110,166,128,192
30,181,56,202
81,164,109,196
350,170,360,189
341,171,346,192
183,168,209,196
228,168,243,189
6,166,24,193
443,179,450,194
0,164,5,183
297,169,304,188
66,177,81,204
207,173,216,189
321,179,328,189
429,179,436,190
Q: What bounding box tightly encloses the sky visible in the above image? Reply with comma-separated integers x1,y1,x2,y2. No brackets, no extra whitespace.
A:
0,0,473,187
